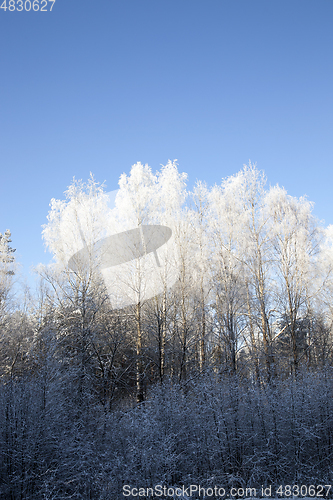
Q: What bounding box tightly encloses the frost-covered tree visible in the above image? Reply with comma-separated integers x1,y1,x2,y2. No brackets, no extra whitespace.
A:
151,161,188,382
41,176,114,406
235,165,275,380
115,162,159,402
0,230,15,268
189,181,211,372
266,186,323,375
207,166,264,378
0,230,18,377
0,230,15,316
115,161,188,395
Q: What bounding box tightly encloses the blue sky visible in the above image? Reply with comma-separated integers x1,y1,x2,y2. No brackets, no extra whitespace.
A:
0,0,332,290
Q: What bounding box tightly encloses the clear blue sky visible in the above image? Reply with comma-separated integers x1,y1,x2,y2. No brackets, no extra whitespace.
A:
0,0,332,289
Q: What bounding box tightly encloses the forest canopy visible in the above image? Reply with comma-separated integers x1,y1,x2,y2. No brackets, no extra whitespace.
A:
1,161,333,499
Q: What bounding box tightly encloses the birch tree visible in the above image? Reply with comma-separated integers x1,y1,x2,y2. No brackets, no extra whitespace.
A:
266,186,323,374
234,164,275,380
41,176,112,404
115,162,159,402
152,161,187,382
115,161,187,394
207,178,248,376
189,181,211,372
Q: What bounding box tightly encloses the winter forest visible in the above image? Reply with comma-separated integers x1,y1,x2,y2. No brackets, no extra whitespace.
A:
1,161,333,499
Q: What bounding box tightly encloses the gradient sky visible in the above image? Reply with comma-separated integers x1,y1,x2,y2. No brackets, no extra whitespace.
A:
0,0,332,290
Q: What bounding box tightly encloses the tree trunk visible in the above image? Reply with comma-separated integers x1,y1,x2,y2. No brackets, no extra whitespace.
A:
136,302,144,403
